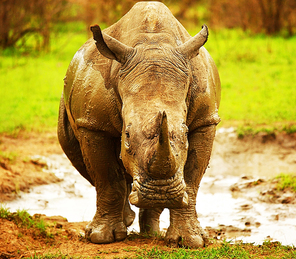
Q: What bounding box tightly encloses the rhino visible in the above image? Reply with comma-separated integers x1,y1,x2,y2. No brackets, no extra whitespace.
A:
58,1,220,248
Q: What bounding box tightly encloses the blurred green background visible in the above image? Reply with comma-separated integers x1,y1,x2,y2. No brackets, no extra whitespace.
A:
0,0,295,134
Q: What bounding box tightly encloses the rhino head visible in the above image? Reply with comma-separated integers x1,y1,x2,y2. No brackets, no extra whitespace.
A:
90,25,208,209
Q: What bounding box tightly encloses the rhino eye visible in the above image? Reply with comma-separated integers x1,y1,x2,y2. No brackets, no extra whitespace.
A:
125,131,130,139
124,124,134,154
124,130,131,150
182,123,189,137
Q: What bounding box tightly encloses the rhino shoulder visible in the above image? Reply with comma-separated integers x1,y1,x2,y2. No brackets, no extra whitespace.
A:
186,47,221,131
63,39,122,138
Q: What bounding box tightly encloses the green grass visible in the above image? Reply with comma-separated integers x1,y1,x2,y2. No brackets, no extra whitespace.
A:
201,29,296,131
275,173,296,192
27,253,73,259
0,22,88,134
0,24,295,134
0,55,65,133
136,241,296,258
0,150,18,164
0,204,11,218
0,205,52,237
17,241,296,259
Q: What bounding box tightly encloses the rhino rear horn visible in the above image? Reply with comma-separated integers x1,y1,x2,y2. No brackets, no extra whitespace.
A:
176,24,209,60
90,24,135,64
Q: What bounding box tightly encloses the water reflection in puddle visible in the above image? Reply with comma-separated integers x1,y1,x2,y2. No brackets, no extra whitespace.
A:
5,154,296,246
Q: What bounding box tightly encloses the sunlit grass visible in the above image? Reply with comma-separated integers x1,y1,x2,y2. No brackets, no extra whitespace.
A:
0,206,52,237
136,241,296,258
276,173,296,192
0,23,88,133
200,29,296,130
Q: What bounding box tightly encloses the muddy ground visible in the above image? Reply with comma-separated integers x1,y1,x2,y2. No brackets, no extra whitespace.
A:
0,129,296,258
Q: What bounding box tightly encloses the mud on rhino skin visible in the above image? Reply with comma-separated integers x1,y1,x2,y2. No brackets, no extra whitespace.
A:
58,1,220,248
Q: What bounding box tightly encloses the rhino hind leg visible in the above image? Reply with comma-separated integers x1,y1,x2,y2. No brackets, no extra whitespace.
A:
58,95,93,185
78,128,130,244
139,208,163,234
165,125,216,248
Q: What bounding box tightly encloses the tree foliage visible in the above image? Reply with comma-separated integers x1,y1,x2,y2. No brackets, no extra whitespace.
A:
78,0,296,36
0,0,69,51
1,0,296,51
209,0,296,35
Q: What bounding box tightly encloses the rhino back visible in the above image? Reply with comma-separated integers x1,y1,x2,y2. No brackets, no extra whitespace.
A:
104,2,191,47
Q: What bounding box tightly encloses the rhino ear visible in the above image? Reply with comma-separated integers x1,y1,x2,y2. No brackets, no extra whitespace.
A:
90,24,135,64
176,24,209,60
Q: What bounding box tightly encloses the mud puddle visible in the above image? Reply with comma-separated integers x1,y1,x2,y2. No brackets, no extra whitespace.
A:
4,128,296,246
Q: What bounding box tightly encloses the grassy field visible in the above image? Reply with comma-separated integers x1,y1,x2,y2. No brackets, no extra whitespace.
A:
0,23,88,134
0,24,295,134
203,29,296,132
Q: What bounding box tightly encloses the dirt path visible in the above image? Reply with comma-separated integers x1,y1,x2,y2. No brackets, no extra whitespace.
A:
0,129,296,257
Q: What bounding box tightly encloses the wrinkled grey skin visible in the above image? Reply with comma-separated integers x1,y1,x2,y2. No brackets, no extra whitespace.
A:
58,1,220,248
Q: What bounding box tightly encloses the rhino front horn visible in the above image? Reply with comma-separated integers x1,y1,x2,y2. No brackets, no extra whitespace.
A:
148,111,177,180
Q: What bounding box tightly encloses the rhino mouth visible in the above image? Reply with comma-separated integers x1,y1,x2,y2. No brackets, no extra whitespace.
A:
129,170,188,209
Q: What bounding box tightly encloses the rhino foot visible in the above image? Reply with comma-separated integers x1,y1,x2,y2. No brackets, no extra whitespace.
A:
165,218,209,248
85,221,127,244
123,209,135,227
139,208,163,234
123,201,135,227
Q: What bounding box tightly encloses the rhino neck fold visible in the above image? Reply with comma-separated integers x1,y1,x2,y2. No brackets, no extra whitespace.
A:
148,111,177,180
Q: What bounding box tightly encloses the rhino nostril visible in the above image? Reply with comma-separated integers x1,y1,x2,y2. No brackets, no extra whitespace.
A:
182,191,189,207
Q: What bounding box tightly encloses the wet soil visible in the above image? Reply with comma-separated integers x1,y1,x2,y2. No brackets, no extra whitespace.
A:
0,214,167,258
0,131,62,202
230,176,296,204
0,213,247,259
1,129,296,257
208,128,296,178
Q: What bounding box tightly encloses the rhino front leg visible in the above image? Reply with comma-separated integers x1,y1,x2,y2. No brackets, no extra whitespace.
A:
78,128,129,244
166,125,216,248
139,208,164,234
123,183,136,227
